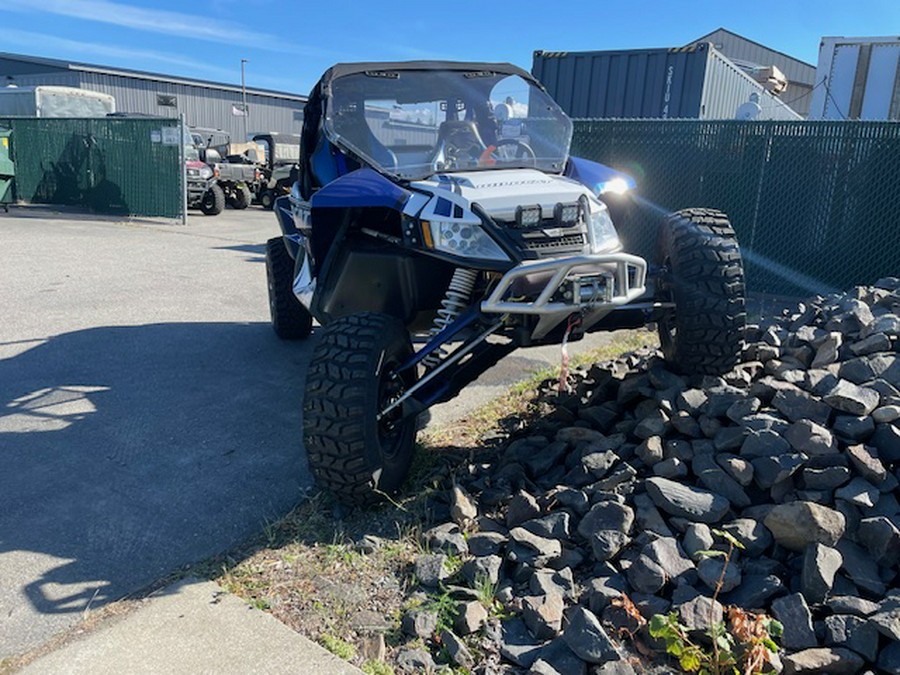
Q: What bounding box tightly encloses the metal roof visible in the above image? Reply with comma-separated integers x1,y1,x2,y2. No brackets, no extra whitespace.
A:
0,51,306,102
687,28,817,80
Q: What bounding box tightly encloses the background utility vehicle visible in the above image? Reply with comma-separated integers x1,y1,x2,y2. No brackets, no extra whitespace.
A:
266,61,746,504
191,127,259,210
252,132,301,209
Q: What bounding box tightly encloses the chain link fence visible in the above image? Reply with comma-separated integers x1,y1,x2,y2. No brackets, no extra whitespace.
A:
573,119,900,297
1,117,183,219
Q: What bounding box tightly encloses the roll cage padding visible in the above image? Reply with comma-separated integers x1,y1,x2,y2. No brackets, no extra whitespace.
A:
316,60,541,89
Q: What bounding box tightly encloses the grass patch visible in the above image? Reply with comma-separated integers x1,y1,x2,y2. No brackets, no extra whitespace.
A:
319,633,356,660
420,329,656,449
362,660,395,675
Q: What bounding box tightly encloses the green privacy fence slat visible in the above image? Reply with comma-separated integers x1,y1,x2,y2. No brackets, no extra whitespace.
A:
0,117,182,219
573,119,900,297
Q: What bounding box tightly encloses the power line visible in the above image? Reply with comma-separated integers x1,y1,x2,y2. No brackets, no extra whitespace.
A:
755,77,825,114
824,80,848,120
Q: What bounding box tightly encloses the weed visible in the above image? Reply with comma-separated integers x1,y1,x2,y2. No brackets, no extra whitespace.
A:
425,587,459,633
647,530,782,674
471,574,510,620
443,554,464,577
472,574,497,608
322,542,360,567
319,633,357,660
362,660,395,675
262,516,280,548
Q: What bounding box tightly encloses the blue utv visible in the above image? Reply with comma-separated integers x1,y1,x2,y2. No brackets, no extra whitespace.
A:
266,61,745,504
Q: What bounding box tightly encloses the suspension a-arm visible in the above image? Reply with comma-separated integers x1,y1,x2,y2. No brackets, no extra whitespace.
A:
378,315,515,423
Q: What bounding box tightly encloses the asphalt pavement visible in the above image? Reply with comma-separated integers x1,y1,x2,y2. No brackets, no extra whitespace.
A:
0,205,631,670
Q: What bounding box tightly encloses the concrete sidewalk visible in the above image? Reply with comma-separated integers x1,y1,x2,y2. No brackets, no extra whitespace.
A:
20,578,363,674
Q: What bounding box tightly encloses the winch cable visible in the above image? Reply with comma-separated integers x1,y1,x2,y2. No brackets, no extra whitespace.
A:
558,313,582,394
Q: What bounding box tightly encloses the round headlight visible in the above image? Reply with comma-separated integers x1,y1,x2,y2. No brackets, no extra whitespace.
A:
427,219,509,262
199,165,214,180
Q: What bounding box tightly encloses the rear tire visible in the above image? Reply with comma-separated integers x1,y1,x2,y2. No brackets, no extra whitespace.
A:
656,208,745,375
200,183,225,216
265,237,313,340
304,313,417,505
260,190,275,209
231,184,252,210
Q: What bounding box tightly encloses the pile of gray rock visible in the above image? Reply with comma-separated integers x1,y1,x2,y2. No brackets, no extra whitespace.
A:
399,279,900,674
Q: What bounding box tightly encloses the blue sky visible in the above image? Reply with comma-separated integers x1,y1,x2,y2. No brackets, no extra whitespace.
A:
1,0,898,94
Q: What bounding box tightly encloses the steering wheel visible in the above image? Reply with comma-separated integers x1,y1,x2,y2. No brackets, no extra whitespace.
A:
482,139,537,167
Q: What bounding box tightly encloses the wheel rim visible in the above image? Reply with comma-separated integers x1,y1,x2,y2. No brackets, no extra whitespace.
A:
266,260,278,323
377,361,410,461
656,259,677,353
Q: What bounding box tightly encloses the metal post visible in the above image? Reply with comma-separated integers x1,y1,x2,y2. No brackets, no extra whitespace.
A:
241,58,248,141
180,113,187,225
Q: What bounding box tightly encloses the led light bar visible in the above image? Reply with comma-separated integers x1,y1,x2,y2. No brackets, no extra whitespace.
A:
516,205,542,228
554,202,581,227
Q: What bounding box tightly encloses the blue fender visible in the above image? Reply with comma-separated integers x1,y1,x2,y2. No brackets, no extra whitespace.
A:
565,156,636,196
311,168,409,211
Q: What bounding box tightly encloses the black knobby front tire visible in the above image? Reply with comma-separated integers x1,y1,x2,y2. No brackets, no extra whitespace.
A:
259,190,275,209
231,184,252,210
304,313,417,505
265,237,313,340
200,183,225,215
656,208,746,375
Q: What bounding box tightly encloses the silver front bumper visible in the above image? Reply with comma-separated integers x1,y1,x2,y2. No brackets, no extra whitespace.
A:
481,253,648,338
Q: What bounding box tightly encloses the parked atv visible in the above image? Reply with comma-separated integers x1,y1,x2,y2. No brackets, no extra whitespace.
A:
267,61,746,504
252,132,300,209
191,127,259,209
184,144,224,215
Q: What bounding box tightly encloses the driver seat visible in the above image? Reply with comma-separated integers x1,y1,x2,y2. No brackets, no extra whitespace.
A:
431,120,488,171
437,120,487,152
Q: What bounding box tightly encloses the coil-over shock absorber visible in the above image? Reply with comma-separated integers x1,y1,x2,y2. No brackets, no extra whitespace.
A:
421,267,479,370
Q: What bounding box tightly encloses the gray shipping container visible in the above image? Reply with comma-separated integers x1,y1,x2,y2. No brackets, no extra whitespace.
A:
533,42,801,120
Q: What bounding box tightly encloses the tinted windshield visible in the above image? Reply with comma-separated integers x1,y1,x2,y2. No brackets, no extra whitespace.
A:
326,69,572,180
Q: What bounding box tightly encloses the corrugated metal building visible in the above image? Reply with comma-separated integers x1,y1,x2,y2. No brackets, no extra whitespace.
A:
686,28,817,117
0,52,307,140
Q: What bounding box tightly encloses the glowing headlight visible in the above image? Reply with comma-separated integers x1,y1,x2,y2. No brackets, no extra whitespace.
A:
587,205,620,253
424,220,510,262
598,177,631,195
199,165,214,180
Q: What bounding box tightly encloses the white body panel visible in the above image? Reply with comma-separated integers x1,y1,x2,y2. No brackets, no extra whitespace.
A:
810,36,900,120
410,169,596,221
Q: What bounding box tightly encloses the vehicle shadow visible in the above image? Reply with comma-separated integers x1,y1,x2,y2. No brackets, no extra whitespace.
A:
214,243,267,262
0,321,314,651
